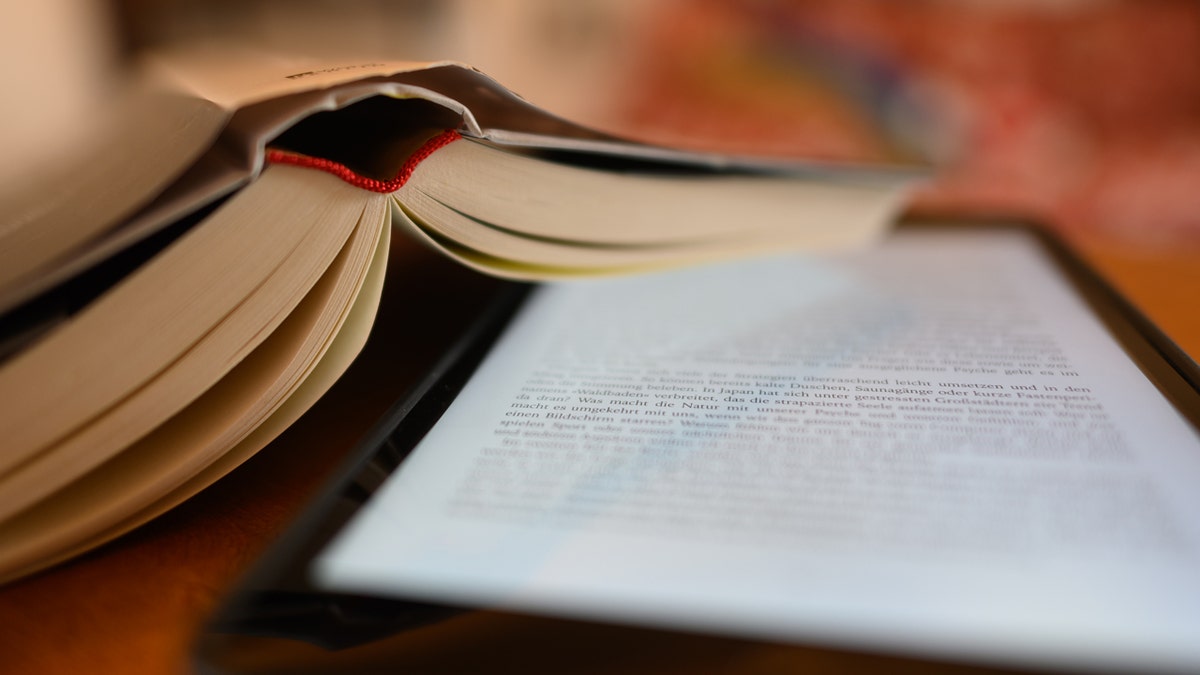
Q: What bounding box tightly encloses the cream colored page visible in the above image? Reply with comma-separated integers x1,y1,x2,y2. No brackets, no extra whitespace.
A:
0,208,390,584
143,42,452,111
0,166,368,488
410,140,910,247
0,81,227,308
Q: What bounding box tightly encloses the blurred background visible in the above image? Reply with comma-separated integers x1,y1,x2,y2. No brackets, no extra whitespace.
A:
7,0,1200,250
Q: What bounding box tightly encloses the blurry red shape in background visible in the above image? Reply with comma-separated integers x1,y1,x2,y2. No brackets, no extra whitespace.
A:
618,0,1200,248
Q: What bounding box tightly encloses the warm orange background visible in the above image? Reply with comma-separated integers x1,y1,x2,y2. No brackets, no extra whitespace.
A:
2,2,1199,673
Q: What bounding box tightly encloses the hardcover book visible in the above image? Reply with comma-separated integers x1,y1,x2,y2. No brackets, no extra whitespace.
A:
0,44,914,582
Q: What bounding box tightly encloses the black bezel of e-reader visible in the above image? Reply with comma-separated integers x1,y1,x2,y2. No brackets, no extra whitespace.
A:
192,216,1200,674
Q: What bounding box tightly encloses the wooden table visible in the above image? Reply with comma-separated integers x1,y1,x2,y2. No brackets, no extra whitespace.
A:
1,226,1198,675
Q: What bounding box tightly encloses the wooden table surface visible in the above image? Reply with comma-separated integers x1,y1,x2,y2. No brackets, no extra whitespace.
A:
1,225,1197,675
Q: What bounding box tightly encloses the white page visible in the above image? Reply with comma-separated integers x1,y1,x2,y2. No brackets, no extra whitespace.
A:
316,228,1200,672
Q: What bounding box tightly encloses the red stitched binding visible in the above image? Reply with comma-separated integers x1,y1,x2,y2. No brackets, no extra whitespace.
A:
265,129,462,193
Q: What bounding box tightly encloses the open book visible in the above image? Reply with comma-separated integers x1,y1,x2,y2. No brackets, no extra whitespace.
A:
0,45,914,582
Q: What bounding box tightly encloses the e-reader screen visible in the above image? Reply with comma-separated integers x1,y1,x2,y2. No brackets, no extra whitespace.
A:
196,219,1200,667
306,223,1200,672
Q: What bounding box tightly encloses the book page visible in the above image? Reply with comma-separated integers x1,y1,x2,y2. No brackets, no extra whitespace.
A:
142,42,439,111
316,228,1200,671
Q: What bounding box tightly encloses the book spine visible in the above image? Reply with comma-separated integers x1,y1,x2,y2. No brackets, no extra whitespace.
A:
265,129,461,193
